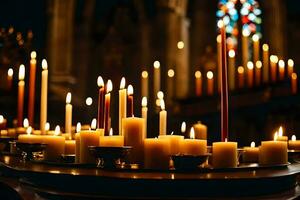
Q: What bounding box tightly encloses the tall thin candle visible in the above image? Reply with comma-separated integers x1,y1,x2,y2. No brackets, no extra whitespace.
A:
252,34,259,64
97,76,105,129
153,61,160,101
7,68,13,91
141,71,148,98
104,80,112,136
65,92,72,137
262,44,269,83
141,97,148,138
28,51,37,126
119,77,127,134
40,59,48,134
195,71,202,96
228,49,235,91
159,99,167,136
127,85,134,117
288,59,294,77
18,64,25,127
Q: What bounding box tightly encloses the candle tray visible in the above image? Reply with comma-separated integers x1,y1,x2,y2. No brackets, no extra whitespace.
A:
15,142,47,161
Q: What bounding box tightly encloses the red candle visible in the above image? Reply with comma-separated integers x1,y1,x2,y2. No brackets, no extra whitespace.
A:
218,20,228,142
291,73,297,94
104,80,112,136
18,64,25,127
28,51,37,126
97,76,105,129
127,84,134,117
7,68,13,91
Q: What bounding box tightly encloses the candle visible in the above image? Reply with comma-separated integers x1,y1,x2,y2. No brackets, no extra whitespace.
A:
18,127,43,144
278,60,285,81
97,76,105,129
28,51,37,126
141,97,148,138
262,44,269,83
153,61,161,100
228,49,235,91
167,69,175,102
242,29,250,69
159,99,167,136
247,61,254,88
119,77,127,134
288,59,294,77
7,68,13,90
179,128,207,155
277,126,288,142
252,34,260,64
104,80,112,136
217,34,222,93
181,121,186,136
43,126,66,161
243,142,259,163
79,129,101,164
75,122,81,163
212,139,237,168
255,61,262,86
144,138,171,169
270,55,278,82
141,70,148,98
0,115,7,130
288,135,300,150
65,140,75,154
17,64,25,127
65,92,72,138
158,133,184,155
40,59,48,134
195,71,202,96
193,121,207,140
16,118,29,135
237,66,245,89
127,84,134,117
206,71,214,96
99,128,124,147
259,133,288,165
291,73,297,94
122,117,145,164
45,122,50,134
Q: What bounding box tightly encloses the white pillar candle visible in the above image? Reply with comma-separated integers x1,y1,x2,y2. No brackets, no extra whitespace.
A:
212,139,237,168
79,130,101,164
65,92,72,137
159,99,167,136
158,133,184,155
193,122,207,140
141,97,148,138
179,128,207,155
243,141,259,163
40,59,48,134
99,128,124,147
141,70,149,98
43,126,66,161
119,77,127,135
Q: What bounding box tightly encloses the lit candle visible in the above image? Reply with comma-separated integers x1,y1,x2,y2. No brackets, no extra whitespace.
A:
262,44,269,83
43,126,66,161
247,61,254,88
287,59,294,77
141,70,148,98
278,60,285,81
288,135,300,150
195,71,202,96
217,34,222,93
167,69,175,102
181,121,186,136
17,64,25,127
228,49,235,91
0,115,7,130
242,29,250,69
65,92,72,137
119,77,127,134
40,59,48,134
255,61,262,86
99,128,124,147
252,34,260,64
206,71,214,96
65,139,75,154
158,132,184,155
28,51,37,126
291,72,297,94
97,76,105,129
159,99,167,136
141,97,148,138
104,80,112,136
277,126,288,142
212,139,237,168
270,55,278,83
75,122,81,163
18,126,43,144
243,141,259,163
127,84,134,117
179,127,207,155
193,121,207,140
153,61,160,100
45,122,50,134
237,66,245,89
7,68,13,90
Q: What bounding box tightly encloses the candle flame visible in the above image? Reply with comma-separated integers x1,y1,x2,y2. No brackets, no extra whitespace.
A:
8,68,13,77
207,71,213,79
247,61,254,70
85,97,92,106
270,55,278,63
141,71,148,78
228,49,235,58
160,99,165,111
18,64,25,80
23,118,29,128
168,69,175,78
274,132,278,141
250,141,255,148
195,71,201,78
109,128,113,136
262,44,269,51
217,20,224,28
181,121,186,133
278,126,283,137
190,127,195,139
216,34,221,43
76,122,81,133
153,61,160,69
278,60,285,68
292,73,297,80
177,41,184,49
45,122,50,131
127,84,133,95
106,80,113,93
171,131,174,135
30,51,37,59
142,97,147,107
237,66,244,74
120,77,126,89
26,126,32,135
242,29,250,37
292,135,296,141
256,61,262,69
97,76,104,87
157,91,164,99
0,115,3,123
288,59,294,67
155,99,161,107
66,92,72,104
54,125,60,136
42,59,48,70
252,34,259,42
91,118,97,130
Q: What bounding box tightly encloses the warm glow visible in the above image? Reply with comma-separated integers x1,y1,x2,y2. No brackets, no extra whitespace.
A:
237,66,244,74
155,99,161,107
45,122,50,131
141,71,148,78
278,60,285,68
217,20,224,28
177,41,184,49
292,135,296,141
171,131,174,135
91,118,97,130
278,126,283,137
157,91,164,99
181,121,186,133
216,35,221,43
154,61,160,69
207,71,213,79
190,127,195,139
256,61,262,69
109,128,113,136
18,64,25,80
242,29,250,37
120,77,126,89
65,92,71,104
252,34,259,42
250,141,255,148
225,138,228,142
288,59,294,67
54,125,60,136
76,122,81,133
292,73,297,80
195,71,201,78
160,99,165,110
274,132,278,141
97,76,104,87
247,61,254,70
270,55,278,63
228,49,235,58
42,59,48,70
30,51,37,59
0,115,3,123
127,84,134,95
8,68,13,77
26,126,32,135
23,118,29,128
85,97,93,106
262,44,269,51
106,80,113,93
142,97,147,107
168,69,175,77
